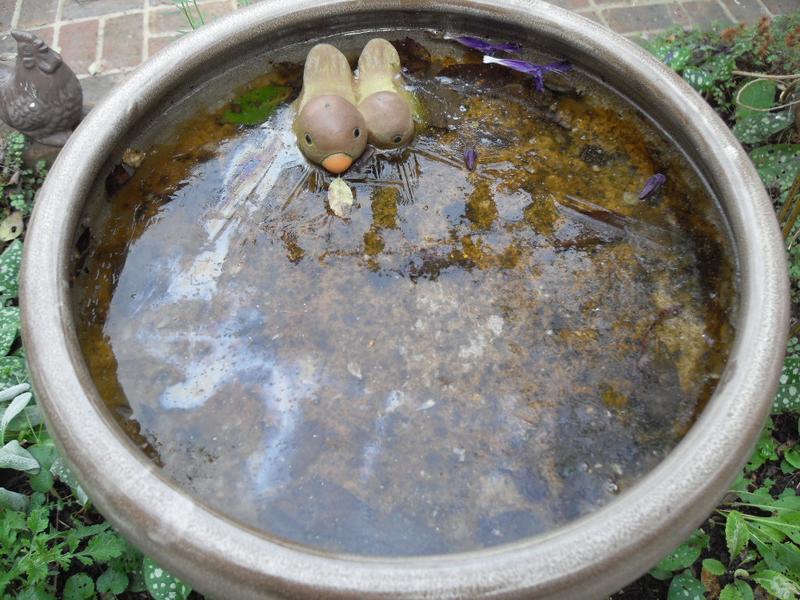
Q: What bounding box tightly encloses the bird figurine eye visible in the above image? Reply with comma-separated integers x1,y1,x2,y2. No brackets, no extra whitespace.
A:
392,135,403,144
304,133,313,145
353,128,361,138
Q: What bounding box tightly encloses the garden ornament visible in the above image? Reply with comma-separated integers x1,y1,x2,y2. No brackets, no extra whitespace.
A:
356,38,415,149
0,31,83,147
293,43,367,174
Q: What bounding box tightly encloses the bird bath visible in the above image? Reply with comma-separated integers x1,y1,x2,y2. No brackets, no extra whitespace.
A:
21,1,789,598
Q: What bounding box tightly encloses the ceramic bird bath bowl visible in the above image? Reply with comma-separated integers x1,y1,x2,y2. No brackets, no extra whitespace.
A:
20,1,789,598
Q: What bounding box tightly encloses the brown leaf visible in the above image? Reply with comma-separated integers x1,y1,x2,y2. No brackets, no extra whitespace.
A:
105,163,135,198
391,37,431,75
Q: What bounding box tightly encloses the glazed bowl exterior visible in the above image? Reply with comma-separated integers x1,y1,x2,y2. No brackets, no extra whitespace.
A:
20,1,790,598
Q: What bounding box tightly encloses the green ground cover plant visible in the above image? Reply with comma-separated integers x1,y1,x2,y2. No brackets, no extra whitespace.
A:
1,10,800,600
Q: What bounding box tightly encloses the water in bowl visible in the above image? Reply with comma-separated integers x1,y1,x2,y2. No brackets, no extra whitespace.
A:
74,34,736,557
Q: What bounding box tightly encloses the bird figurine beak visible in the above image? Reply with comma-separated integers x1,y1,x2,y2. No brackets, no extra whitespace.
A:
322,153,353,174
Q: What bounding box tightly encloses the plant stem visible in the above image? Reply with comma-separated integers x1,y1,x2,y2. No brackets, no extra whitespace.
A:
192,0,205,25
732,70,800,80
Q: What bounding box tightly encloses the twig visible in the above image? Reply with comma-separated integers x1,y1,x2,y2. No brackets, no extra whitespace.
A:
781,174,800,244
732,70,800,80
735,77,800,113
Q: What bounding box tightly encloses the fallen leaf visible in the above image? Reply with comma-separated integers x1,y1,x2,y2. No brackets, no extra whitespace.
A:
105,163,134,197
122,148,146,168
328,177,354,218
0,212,23,242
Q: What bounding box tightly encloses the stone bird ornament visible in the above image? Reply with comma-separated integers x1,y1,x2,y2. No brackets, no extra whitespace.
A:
0,31,83,146
294,43,367,174
355,38,415,149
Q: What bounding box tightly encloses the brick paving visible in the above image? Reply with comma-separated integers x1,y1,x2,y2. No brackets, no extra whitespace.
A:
0,0,795,107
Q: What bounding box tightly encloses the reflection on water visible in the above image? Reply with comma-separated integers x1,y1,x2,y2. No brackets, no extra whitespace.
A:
74,36,736,556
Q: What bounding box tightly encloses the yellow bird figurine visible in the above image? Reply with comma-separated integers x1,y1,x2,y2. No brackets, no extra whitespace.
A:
355,38,415,149
294,43,368,174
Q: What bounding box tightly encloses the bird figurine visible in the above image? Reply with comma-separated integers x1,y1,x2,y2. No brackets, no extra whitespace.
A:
293,43,367,174
0,31,83,146
355,38,415,149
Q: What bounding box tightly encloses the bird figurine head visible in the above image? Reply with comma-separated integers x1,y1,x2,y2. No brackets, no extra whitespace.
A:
356,38,415,150
12,30,62,74
293,44,367,174
294,94,367,174
357,90,414,149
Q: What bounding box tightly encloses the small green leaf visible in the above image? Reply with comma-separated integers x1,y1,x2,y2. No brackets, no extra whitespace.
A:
85,531,127,562
4,404,44,435
783,446,800,469
0,389,30,442
668,570,706,600
26,440,57,472
0,382,30,401
750,144,800,205
16,588,56,600
97,568,129,594
0,486,29,511
702,558,726,576
734,579,754,600
143,557,192,600
649,565,674,580
0,306,20,357
775,356,800,412
733,111,794,144
223,85,291,126
655,540,703,572
0,355,28,388
727,510,749,558
27,467,54,493
736,79,777,119
653,530,708,575
655,45,693,72
50,457,89,506
0,439,39,472
63,573,95,600
733,568,750,579
753,569,800,600
719,583,743,600
747,434,776,471
26,505,49,533
682,67,715,93
0,239,23,304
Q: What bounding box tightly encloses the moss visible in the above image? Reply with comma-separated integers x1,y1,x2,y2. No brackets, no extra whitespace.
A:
363,228,385,256
465,181,498,230
371,187,400,230
601,383,629,410
523,194,559,235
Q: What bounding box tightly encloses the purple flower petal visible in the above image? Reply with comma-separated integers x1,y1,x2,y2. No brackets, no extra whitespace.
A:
444,35,522,54
482,56,572,92
482,55,539,74
542,61,572,76
639,173,667,200
464,148,478,171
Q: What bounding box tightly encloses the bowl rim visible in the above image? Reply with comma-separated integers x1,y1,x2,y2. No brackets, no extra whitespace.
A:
20,1,789,598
